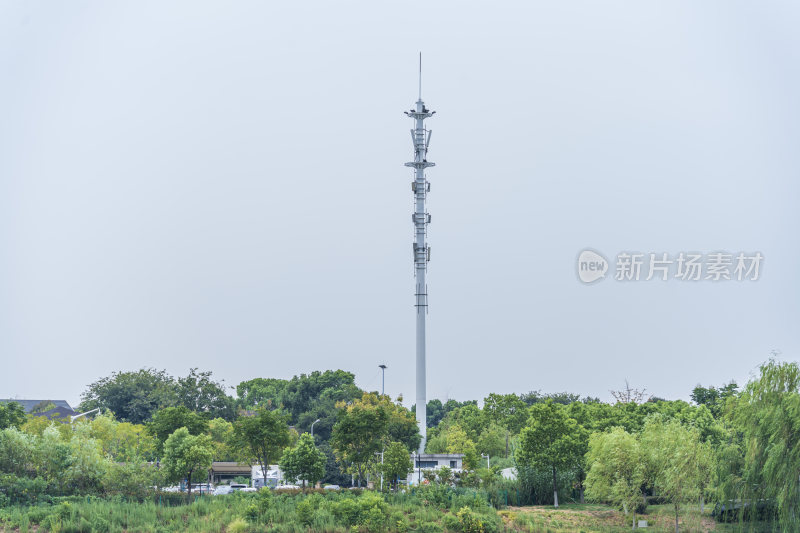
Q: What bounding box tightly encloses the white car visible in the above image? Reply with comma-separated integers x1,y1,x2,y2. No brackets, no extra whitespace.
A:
324,485,340,490
213,486,234,496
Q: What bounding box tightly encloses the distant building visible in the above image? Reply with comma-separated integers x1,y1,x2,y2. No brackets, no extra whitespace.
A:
251,464,283,489
0,399,77,421
210,462,252,485
407,453,465,486
33,406,78,421
0,399,73,413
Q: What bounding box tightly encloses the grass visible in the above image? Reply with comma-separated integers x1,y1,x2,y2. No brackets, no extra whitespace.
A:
0,492,782,533
503,503,780,532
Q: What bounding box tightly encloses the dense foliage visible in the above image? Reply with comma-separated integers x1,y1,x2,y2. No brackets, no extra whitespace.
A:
4,359,800,531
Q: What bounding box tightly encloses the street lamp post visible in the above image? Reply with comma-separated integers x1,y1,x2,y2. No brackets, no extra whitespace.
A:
481,454,490,469
378,364,387,396
311,419,321,437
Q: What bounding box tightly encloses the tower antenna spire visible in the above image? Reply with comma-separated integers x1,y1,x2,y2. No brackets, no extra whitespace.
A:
404,58,436,454
418,52,422,100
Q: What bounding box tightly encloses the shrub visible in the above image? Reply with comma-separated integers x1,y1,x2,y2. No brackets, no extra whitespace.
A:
363,506,387,532
418,522,444,533
391,510,409,532
25,507,49,525
456,507,485,533
295,498,315,527
228,518,249,533
442,513,460,531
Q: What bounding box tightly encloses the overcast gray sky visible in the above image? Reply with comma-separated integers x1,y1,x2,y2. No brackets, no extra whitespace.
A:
1,1,799,408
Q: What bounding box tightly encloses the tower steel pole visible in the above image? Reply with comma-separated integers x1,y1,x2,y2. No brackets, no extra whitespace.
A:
405,58,435,454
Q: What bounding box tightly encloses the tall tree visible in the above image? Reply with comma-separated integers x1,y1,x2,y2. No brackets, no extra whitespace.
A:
330,393,390,487
483,393,529,434
162,427,214,499
279,433,326,488
640,416,708,533
728,360,800,528
147,406,210,455
79,368,177,424
585,427,645,529
232,408,291,486
176,368,235,420
516,401,586,508
381,441,413,491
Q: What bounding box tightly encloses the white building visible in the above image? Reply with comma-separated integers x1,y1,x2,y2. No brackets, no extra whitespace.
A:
407,453,465,486
251,464,283,488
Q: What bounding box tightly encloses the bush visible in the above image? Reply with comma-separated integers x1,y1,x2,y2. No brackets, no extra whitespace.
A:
418,521,444,533
244,488,274,523
0,474,51,505
228,518,249,533
363,505,387,532
295,498,315,527
456,507,485,533
442,513,460,531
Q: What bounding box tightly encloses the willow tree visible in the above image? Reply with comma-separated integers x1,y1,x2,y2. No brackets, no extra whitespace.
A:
730,359,800,528
640,416,709,533
585,427,645,530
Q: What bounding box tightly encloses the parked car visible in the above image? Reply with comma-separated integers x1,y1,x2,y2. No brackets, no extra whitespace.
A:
323,485,340,490
230,483,249,491
191,483,213,494
213,485,234,496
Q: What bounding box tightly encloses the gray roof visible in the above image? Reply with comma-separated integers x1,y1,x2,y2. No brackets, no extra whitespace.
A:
32,406,77,421
0,399,73,413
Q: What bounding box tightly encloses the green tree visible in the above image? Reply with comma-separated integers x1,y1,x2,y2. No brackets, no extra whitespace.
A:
483,393,529,434
162,427,214,499
331,393,390,487
176,368,235,420
235,370,362,441
515,401,586,507
442,424,480,470
0,402,26,430
79,368,178,424
64,424,108,493
585,427,645,529
232,408,291,487
35,425,72,493
640,416,708,533
147,406,209,455
279,433,325,488
0,427,36,476
87,413,154,462
477,423,507,458
208,417,238,461
235,377,288,410
381,441,413,491
727,360,800,528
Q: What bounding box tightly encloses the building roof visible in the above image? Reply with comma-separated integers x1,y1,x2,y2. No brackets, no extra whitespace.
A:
0,399,73,413
32,406,77,421
210,462,252,474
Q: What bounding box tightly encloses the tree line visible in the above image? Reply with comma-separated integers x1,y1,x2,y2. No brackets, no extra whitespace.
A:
1,359,798,530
